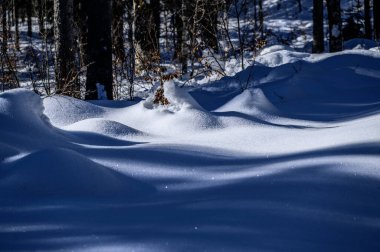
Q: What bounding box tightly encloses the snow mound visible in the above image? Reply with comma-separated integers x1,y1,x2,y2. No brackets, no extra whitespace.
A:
215,89,277,117
0,148,155,199
115,81,222,135
43,95,106,127
344,38,378,50
143,81,204,112
63,118,144,138
257,46,309,67
0,89,52,133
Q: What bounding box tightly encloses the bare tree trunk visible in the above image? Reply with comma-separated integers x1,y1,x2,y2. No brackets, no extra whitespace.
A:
1,0,8,55
14,0,20,50
364,0,372,39
85,0,113,100
201,0,218,51
126,0,135,100
26,0,32,37
54,0,78,96
327,0,342,52
296,0,302,13
74,0,87,68
37,0,45,36
258,0,264,37
112,0,126,63
373,0,380,40
312,0,324,53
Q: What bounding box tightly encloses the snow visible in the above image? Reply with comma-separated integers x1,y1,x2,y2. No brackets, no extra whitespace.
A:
1,47,380,251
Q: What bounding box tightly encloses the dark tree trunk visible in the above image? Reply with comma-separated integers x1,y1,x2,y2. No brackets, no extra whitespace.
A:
26,0,32,37
253,0,257,30
152,0,161,51
312,0,324,53
85,0,113,100
374,0,380,40
54,0,78,96
200,0,218,51
135,0,160,53
364,0,372,39
296,0,302,13
37,0,45,36
172,0,187,74
13,0,19,50
74,0,88,68
1,0,8,55
112,0,126,63
126,0,135,99
258,0,264,37
327,0,342,52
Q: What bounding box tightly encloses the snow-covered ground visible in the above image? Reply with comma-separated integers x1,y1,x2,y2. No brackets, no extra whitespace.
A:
1,46,380,251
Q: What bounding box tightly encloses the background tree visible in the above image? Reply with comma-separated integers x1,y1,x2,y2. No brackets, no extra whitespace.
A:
364,0,372,39
312,0,324,53
1,0,8,55
374,0,380,40
85,0,113,100
327,0,342,52
54,0,78,96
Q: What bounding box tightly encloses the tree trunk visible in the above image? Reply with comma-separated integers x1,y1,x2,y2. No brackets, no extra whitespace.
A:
14,0,19,50
37,0,45,36
135,0,160,53
126,0,135,99
26,0,32,37
374,0,380,40
74,0,88,68
312,0,324,53
201,0,218,51
112,0,126,63
364,0,372,39
54,0,78,96
258,0,264,37
327,0,342,52
85,0,113,100
1,0,8,55
296,0,302,13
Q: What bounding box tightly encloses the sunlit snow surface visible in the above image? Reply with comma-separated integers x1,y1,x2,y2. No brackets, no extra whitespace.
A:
1,48,380,251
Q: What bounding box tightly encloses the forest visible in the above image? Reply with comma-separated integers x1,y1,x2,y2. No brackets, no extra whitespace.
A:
0,0,378,100
0,1,380,251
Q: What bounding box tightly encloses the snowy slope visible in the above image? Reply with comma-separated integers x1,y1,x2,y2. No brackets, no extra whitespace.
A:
1,48,380,251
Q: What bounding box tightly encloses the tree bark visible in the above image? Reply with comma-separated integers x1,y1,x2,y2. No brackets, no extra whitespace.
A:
258,0,264,37
54,0,78,96
14,0,20,50
327,0,342,52
1,0,8,55
135,0,160,53
374,0,380,40
112,0,126,63
312,0,324,53
200,0,218,51
85,0,113,100
26,0,32,37
364,0,372,39
37,0,45,36
126,0,136,99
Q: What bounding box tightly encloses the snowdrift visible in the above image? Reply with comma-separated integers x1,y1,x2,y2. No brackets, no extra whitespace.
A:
0,148,154,199
1,48,380,251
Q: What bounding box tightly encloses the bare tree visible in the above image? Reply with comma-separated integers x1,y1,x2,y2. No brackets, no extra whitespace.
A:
374,0,380,40
85,0,113,100
327,0,342,52
54,0,78,96
312,0,324,53
364,0,372,39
